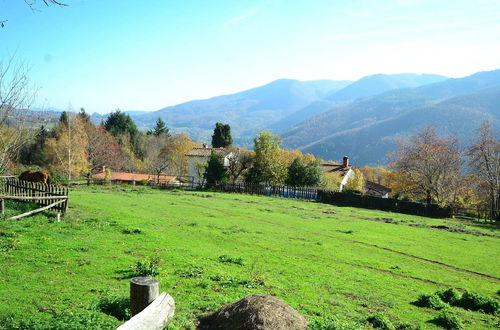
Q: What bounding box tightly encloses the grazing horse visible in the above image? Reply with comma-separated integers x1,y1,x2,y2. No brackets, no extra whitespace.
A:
19,170,50,184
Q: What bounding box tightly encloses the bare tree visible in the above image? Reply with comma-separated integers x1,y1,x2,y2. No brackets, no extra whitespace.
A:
468,121,500,221
0,56,39,174
144,134,170,183
86,125,127,175
389,126,463,206
24,0,68,10
1,1,67,27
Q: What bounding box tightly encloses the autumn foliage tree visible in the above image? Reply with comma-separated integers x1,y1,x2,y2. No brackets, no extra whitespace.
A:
161,133,196,178
389,126,463,206
245,132,287,185
468,121,500,221
45,113,89,181
86,125,126,175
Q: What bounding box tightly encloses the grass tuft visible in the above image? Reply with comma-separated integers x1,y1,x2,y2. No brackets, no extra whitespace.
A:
218,255,245,266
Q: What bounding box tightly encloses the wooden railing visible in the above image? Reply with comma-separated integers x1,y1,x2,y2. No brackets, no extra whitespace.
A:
0,178,69,220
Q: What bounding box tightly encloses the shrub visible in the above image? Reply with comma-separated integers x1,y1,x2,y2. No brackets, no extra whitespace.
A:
218,255,245,266
366,313,395,330
456,291,499,314
131,256,161,277
96,294,130,320
431,310,464,329
436,288,462,305
413,294,448,310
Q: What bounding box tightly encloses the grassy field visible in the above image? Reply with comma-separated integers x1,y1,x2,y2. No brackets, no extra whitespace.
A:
0,185,498,329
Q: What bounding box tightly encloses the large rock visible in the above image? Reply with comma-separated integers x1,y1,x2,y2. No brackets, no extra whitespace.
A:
197,294,308,330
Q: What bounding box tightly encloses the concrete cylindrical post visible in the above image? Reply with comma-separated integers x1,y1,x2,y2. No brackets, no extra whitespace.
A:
130,277,159,316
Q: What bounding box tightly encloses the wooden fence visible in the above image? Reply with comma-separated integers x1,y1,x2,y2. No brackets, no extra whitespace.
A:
1,178,69,217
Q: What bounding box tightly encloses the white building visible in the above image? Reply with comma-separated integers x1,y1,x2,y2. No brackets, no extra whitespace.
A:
185,144,232,187
321,156,355,191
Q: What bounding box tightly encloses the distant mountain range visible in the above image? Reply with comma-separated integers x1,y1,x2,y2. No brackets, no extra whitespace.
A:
34,70,500,165
281,70,500,164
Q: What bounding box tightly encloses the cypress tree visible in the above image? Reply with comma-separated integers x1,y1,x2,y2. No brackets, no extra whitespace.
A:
211,122,233,148
204,151,228,188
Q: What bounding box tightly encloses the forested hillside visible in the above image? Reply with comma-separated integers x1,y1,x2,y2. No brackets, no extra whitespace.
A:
282,70,500,165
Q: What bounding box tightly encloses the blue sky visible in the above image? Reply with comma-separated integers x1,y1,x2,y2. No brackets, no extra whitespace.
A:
1,0,500,113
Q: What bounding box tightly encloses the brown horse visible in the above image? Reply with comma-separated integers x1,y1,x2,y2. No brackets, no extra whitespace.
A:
19,170,50,184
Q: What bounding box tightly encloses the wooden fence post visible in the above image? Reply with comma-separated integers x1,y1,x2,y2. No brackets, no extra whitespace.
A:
130,277,160,316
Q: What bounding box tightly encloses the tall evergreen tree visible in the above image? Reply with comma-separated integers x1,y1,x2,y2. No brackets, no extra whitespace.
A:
104,110,142,158
59,111,68,124
204,151,228,188
211,122,233,148
148,118,170,137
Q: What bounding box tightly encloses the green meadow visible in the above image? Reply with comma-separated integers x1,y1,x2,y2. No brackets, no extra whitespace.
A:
0,186,498,329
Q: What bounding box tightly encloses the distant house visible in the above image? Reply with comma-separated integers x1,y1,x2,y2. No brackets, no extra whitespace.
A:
185,144,233,186
93,167,177,185
365,180,392,198
322,156,355,191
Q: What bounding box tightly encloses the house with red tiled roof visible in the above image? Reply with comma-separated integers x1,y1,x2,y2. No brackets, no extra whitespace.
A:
93,168,177,185
322,156,355,191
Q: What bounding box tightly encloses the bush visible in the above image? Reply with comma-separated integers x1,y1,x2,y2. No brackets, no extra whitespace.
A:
436,288,462,305
431,310,464,329
456,291,499,314
366,313,395,330
131,256,161,277
96,294,130,321
413,294,448,310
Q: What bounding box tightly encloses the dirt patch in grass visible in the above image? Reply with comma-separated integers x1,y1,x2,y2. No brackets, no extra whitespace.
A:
359,216,499,238
424,225,499,238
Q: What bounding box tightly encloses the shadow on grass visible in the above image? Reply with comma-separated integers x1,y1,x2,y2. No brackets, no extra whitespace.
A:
114,269,136,280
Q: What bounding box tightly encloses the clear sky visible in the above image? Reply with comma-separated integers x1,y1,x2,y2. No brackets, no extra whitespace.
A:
1,0,500,113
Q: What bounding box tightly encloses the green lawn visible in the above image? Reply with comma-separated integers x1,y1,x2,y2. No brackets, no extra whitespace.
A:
0,186,499,329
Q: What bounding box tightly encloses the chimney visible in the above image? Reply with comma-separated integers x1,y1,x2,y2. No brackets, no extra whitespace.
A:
342,156,349,167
